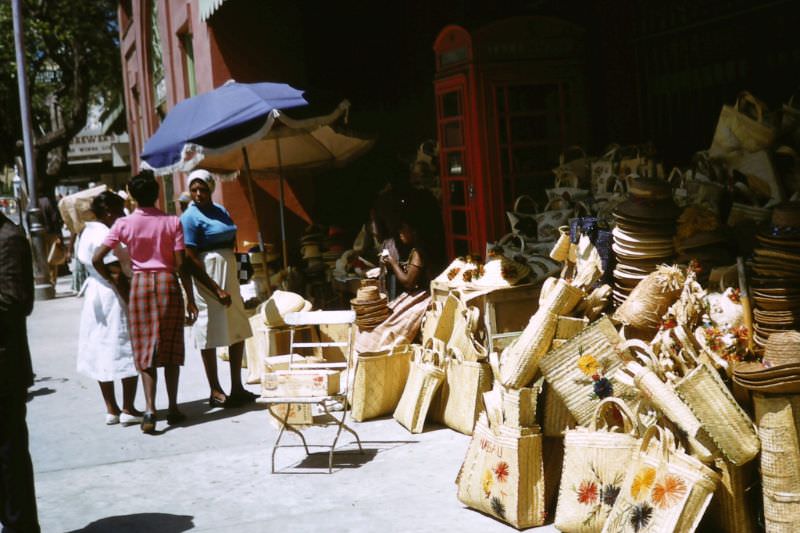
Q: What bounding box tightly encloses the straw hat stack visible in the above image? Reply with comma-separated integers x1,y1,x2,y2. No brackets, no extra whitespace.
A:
350,282,390,330
300,224,326,274
750,202,800,348
733,330,800,393
611,178,680,306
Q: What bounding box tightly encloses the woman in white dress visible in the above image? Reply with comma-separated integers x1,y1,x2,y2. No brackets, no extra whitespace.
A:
76,191,142,425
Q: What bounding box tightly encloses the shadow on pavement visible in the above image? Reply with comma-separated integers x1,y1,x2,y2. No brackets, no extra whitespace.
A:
276,439,418,473
156,397,264,433
66,513,194,532
27,387,56,401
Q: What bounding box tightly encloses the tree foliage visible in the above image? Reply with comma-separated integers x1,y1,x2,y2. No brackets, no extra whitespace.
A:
0,0,121,181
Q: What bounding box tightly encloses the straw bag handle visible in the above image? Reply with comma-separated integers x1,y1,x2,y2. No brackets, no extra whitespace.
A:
572,200,591,217
590,397,637,435
667,167,685,188
559,145,587,165
513,195,538,214
464,305,481,334
601,143,620,161
736,91,767,124
498,232,525,254
555,171,580,188
639,424,671,464
611,178,627,194
541,198,569,213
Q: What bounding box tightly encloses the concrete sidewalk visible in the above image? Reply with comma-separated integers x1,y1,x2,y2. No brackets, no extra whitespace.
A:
26,277,557,532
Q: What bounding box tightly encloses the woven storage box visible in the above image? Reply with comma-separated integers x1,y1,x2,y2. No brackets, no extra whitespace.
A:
754,394,800,532
673,361,759,465
456,413,546,529
261,369,340,398
430,350,492,435
555,398,640,533
539,316,636,426
350,344,412,422
393,346,445,434
602,426,720,533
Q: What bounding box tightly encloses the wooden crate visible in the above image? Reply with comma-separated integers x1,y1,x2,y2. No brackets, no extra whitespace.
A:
261,370,341,398
482,282,541,354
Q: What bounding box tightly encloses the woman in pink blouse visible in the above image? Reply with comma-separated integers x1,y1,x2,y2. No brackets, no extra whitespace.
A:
93,171,198,434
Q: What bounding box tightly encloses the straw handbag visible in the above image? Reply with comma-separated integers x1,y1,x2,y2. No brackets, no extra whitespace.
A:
753,394,800,532
709,91,775,157
393,344,445,433
590,145,618,196
671,350,759,466
456,413,546,529
350,344,413,422
554,398,641,533
506,195,539,238
534,199,574,243
542,381,576,437
539,316,637,426
553,145,591,184
420,301,442,346
702,457,758,533
602,426,720,533
446,304,485,363
613,265,685,335
486,352,541,429
498,308,557,389
430,346,492,435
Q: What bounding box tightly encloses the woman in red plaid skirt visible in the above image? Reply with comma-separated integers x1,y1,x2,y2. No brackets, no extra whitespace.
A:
93,171,198,433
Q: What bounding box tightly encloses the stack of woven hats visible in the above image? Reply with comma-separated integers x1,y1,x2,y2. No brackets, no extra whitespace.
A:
350,282,390,330
750,202,800,349
733,330,800,393
300,225,326,274
611,178,680,307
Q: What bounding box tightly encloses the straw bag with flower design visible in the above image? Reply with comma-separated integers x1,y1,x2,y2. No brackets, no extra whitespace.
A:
602,425,720,533
554,398,641,533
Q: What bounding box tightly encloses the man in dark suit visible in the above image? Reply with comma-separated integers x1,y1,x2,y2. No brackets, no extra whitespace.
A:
0,211,40,533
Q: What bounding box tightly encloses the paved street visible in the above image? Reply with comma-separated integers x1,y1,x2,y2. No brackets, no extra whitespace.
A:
26,277,557,533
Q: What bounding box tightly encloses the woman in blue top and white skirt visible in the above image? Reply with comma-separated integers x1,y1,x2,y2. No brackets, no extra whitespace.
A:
181,169,255,407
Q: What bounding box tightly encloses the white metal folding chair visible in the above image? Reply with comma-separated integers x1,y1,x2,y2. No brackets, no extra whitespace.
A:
261,310,363,473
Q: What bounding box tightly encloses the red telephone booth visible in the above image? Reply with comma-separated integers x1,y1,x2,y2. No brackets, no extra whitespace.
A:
434,17,589,259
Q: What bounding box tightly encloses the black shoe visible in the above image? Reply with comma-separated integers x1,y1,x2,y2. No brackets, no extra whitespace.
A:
227,389,258,407
141,412,156,434
167,411,186,425
208,394,228,408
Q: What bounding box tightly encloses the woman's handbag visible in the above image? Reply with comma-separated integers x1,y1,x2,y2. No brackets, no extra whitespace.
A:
393,344,446,433
506,195,539,238
554,398,641,533
709,91,776,158
456,412,546,529
350,344,413,422
538,316,638,427
534,199,574,243
430,346,492,435
602,426,720,533
46,234,66,266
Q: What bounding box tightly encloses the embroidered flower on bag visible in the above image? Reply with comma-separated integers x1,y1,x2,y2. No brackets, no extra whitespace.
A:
629,502,654,532
482,468,494,498
490,496,507,519
630,466,656,500
593,377,613,399
577,480,599,505
651,474,687,510
601,484,621,507
447,267,461,280
493,461,510,483
578,354,600,376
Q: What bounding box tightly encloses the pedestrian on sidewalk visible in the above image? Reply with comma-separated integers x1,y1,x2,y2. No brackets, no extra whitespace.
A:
181,169,256,408
0,211,41,532
93,171,198,434
76,191,143,427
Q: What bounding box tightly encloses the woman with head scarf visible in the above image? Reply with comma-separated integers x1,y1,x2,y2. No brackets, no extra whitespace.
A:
181,169,255,408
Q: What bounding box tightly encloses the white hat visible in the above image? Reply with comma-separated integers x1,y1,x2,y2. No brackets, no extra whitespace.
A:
187,169,216,193
258,290,312,327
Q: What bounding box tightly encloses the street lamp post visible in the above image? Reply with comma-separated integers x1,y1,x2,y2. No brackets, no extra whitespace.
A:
12,0,54,300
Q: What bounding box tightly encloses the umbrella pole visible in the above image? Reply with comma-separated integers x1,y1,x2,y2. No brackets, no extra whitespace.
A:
241,147,273,297
276,136,289,271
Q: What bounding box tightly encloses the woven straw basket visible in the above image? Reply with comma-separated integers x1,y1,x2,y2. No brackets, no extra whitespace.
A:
602,426,720,533
702,457,758,533
673,360,759,465
393,345,445,434
554,398,641,533
447,304,485,362
754,394,800,532
613,265,685,334
456,413,546,529
487,352,541,429
350,344,413,422
542,382,576,437
430,346,492,435
499,309,558,389
539,317,636,426
420,301,442,346
556,315,589,340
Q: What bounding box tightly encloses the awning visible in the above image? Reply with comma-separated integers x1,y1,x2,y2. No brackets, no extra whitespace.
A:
199,0,229,22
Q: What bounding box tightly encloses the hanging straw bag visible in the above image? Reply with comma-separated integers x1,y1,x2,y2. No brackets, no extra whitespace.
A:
420,301,443,347
350,344,413,422
553,146,591,185
591,145,619,196
602,426,720,533
456,412,546,529
554,398,641,533
547,171,590,206
506,195,539,238
430,346,492,435
753,394,800,532
709,91,776,158
393,344,446,433
538,316,638,427
534,199,574,243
